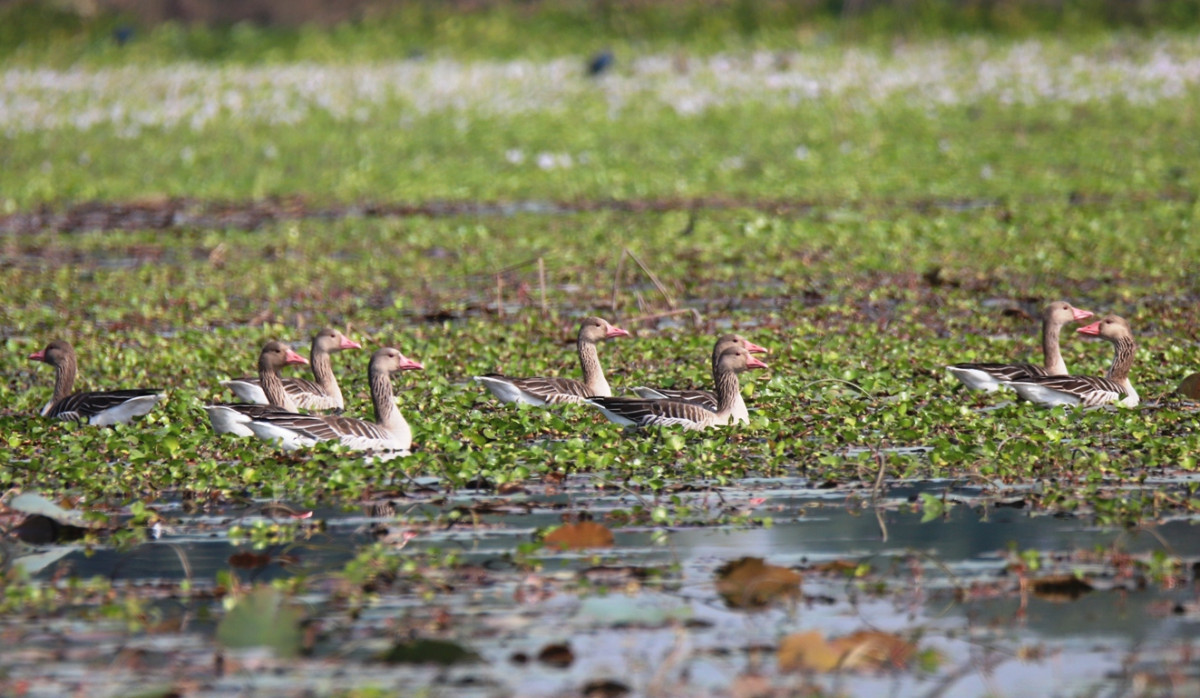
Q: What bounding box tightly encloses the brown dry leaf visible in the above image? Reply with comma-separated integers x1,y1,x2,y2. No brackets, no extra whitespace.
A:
544,522,614,550
779,630,916,673
537,642,574,668
809,559,861,575
228,551,271,570
715,557,802,609
777,631,843,672
498,482,527,495
1030,574,1094,602
1178,373,1200,399
830,630,916,671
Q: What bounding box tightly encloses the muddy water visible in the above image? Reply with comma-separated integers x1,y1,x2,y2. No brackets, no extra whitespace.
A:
6,477,1200,696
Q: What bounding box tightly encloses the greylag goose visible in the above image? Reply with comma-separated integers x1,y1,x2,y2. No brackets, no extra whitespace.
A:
588,346,768,430
474,317,630,405
1005,315,1139,407
204,341,309,436
222,328,361,411
632,333,767,424
242,347,424,453
28,340,165,425
946,301,1093,391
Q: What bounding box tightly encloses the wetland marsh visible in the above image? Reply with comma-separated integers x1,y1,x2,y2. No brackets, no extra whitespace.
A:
3,14,1200,697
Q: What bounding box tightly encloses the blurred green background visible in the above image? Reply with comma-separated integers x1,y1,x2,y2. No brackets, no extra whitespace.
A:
4,0,1200,65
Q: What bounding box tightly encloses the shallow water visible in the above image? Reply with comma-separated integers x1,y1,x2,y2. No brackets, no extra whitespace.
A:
6,476,1199,697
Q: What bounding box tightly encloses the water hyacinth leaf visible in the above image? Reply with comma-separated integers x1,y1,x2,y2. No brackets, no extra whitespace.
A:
714,557,802,609
919,492,947,522
380,638,479,666
215,587,304,658
543,521,614,550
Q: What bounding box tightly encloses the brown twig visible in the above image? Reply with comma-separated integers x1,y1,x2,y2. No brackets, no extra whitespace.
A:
610,248,627,315
624,247,676,309
537,256,548,316
871,446,889,542
495,274,504,317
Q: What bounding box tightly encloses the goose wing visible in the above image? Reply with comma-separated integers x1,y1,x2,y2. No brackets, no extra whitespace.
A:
476,373,592,405
247,412,399,449
948,361,1046,382
1011,374,1124,407
47,389,164,422
588,397,716,429
223,376,334,406
631,387,717,410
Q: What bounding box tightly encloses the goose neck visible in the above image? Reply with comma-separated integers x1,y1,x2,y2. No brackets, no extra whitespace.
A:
1042,318,1067,375
578,335,611,397
712,365,741,418
53,353,78,403
1107,336,1137,383
259,361,297,411
309,342,342,402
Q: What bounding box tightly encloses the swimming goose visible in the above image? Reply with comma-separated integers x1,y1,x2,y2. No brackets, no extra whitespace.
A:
204,341,309,436
222,328,361,411
242,347,424,453
1005,315,1139,407
28,340,165,425
632,333,767,423
588,346,768,430
947,301,1093,391
474,317,630,405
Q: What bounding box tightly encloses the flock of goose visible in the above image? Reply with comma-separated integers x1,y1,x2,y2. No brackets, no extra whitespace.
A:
26,301,1139,456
